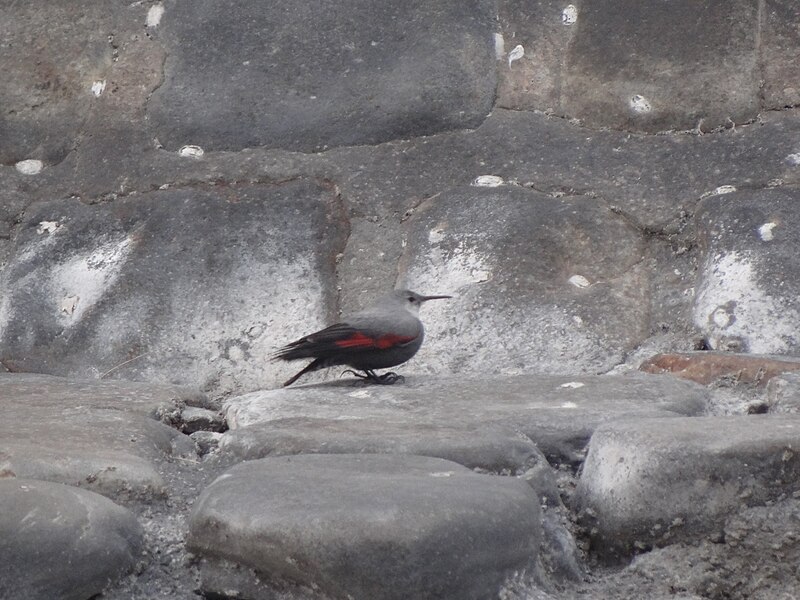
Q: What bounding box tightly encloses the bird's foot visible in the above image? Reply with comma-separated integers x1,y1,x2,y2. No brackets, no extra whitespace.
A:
340,369,405,385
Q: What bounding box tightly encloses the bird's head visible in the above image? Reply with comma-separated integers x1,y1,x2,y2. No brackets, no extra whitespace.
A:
392,289,452,315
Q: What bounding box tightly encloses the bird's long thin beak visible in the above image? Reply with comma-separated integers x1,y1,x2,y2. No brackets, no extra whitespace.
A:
421,294,452,302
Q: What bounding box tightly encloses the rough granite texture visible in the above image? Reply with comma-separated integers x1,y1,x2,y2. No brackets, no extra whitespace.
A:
2,1,800,598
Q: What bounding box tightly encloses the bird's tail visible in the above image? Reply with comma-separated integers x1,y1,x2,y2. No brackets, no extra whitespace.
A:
282,357,332,387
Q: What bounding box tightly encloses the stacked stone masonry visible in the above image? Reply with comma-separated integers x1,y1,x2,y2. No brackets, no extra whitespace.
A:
2,1,800,599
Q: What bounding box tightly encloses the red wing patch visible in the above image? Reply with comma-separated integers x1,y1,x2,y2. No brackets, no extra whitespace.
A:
333,332,417,350
375,334,416,349
333,332,376,349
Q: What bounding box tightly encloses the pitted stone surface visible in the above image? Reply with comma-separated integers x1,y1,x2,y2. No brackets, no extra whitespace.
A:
573,415,800,560
0,373,196,501
694,188,800,355
147,0,496,152
224,374,707,465
561,0,759,132
188,454,541,600
0,479,144,600
220,417,546,475
0,181,347,395
399,186,648,377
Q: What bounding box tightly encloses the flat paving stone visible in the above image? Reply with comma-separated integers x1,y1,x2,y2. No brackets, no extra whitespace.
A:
0,373,196,501
573,415,800,561
0,479,144,600
188,454,541,600
224,374,707,466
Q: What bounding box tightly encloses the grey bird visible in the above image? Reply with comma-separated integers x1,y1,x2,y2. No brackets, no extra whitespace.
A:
274,289,451,387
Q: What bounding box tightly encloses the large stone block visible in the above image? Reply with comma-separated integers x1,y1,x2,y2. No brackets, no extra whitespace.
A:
0,479,144,600
561,0,760,132
188,454,541,600
0,181,348,394
573,415,800,560
399,186,647,376
224,374,707,466
147,0,496,152
694,188,800,354
0,374,196,501
761,0,800,109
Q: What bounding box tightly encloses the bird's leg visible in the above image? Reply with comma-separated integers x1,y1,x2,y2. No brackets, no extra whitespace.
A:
340,369,405,385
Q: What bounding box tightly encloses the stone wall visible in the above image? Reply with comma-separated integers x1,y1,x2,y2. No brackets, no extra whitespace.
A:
1,1,799,397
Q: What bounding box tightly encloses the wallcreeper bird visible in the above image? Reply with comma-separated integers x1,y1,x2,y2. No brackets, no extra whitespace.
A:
274,289,451,387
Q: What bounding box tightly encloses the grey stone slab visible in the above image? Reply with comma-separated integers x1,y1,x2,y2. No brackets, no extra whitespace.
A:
573,415,800,561
0,3,113,164
0,374,195,501
0,180,348,395
0,372,210,420
225,374,707,465
220,417,547,476
693,188,800,354
399,186,648,376
561,0,760,132
188,454,541,600
147,0,496,152
0,479,144,600
761,0,800,109
496,0,577,113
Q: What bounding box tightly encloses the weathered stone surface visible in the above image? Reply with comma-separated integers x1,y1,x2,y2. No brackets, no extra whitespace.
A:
496,0,577,113
761,0,800,109
0,181,348,395
188,454,541,600
220,417,545,475
0,373,195,501
622,498,800,600
694,188,800,355
179,406,225,434
0,479,144,600
399,186,647,376
640,352,800,386
147,0,496,152
766,372,800,413
0,372,210,419
561,0,760,132
225,374,707,465
573,415,800,560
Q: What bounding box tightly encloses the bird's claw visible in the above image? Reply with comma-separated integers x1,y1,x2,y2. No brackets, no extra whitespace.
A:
340,369,405,385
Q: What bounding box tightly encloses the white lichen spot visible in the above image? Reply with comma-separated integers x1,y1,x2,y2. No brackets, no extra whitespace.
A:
472,175,505,187
91,80,106,97
560,381,585,389
61,296,79,315
494,33,505,60
758,222,777,242
37,221,60,235
15,159,43,175
562,4,578,24
508,44,524,68
701,185,737,199
428,227,446,244
711,307,732,328
347,390,371,399
629,95,652,114
146,3,164,27
178,145,204,158
786,153,800,166
560,401,579,408
429,471,454,478
568,274,591,288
